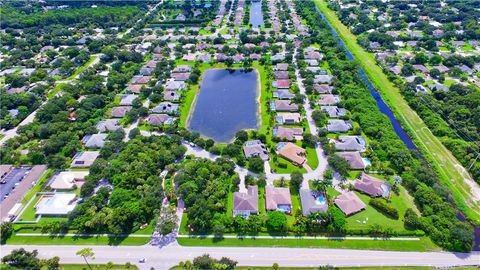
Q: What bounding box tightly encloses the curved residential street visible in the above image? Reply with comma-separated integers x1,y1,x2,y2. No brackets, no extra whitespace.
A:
1,245,479,269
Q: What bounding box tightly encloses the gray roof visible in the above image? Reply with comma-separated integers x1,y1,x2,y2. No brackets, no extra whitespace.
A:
165,80,186,91
82,134,108,149
270,100,298,112
111,106,132,118
321,106,346,118
327,120,352,133
300,189,328,216
273,90,295,100
334,135,366,152
233,186,259,215
163,91,180,101
71,151,100,168
119,94,138,106
336,151,365,170
314,75,333,84
151,102,179,114
96,119,120,132
265,186,292,212
243,140,269,161
354,173,391,198
428,84,449,92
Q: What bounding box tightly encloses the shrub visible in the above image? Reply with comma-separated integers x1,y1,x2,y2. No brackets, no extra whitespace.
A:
369,198,399,219
277,162,287,168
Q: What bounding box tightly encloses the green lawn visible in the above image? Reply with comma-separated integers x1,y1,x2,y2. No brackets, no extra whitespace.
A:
287,191,301,226
326,186,341,197
270,157,306,174
305,146,318,171
16,194,41,221
198,28,213,35
227,189,234,217
5,234,150,246
177,236,439,251
47,83,69,99
66,55,98,80
20,169,52,205
345,191,413,233
178,83,199,127
315,0,480,223
258,187,266,215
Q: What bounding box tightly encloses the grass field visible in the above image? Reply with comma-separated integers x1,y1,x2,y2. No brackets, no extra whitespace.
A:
66,55,99,80
345,191,415,233
47,83,69,99
177,236,439,251
315,0,480,223
5,234,150,246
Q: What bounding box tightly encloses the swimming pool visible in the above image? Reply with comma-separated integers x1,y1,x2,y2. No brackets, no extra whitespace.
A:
315,194,326,205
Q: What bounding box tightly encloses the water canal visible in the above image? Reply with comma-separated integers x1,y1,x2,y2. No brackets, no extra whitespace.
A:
315,6,418,151
315,5,480,250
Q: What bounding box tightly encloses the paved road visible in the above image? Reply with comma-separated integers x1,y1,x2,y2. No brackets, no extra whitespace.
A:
0,108,39,146
2,245,478,269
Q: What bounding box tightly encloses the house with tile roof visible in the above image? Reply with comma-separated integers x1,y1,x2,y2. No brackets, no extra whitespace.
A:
265,186,292,214
334,191,366,216
354,173,391,198
233,186,259,217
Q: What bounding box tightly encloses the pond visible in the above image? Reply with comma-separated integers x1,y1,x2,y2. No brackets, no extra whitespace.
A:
188,69,260,143
250,0,264,27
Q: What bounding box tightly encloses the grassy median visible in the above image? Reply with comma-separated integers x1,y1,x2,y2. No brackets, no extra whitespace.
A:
177,236,439,252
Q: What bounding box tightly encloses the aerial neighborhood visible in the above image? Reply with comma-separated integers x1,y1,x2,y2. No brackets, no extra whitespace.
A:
0,0,479,269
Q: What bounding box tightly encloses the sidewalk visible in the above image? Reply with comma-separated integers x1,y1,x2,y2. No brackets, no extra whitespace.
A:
177,234,420,241
16,233,151,238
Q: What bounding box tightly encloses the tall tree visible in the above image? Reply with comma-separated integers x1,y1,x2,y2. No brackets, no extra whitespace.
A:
76,248,95,270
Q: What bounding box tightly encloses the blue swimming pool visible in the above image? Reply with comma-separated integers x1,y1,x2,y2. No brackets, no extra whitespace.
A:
315,194,326,205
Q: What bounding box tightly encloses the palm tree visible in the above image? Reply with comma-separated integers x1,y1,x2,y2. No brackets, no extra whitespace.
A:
311,179,331,192
76,248,95,270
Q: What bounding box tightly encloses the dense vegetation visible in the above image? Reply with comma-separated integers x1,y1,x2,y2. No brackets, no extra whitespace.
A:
2,248,59,270
330,1,480,40
325,0,480,183
401,82,480,183
295,0,474,252
0,49,143,167
70,135,186,233
1,5,143,29
176,158,236,232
